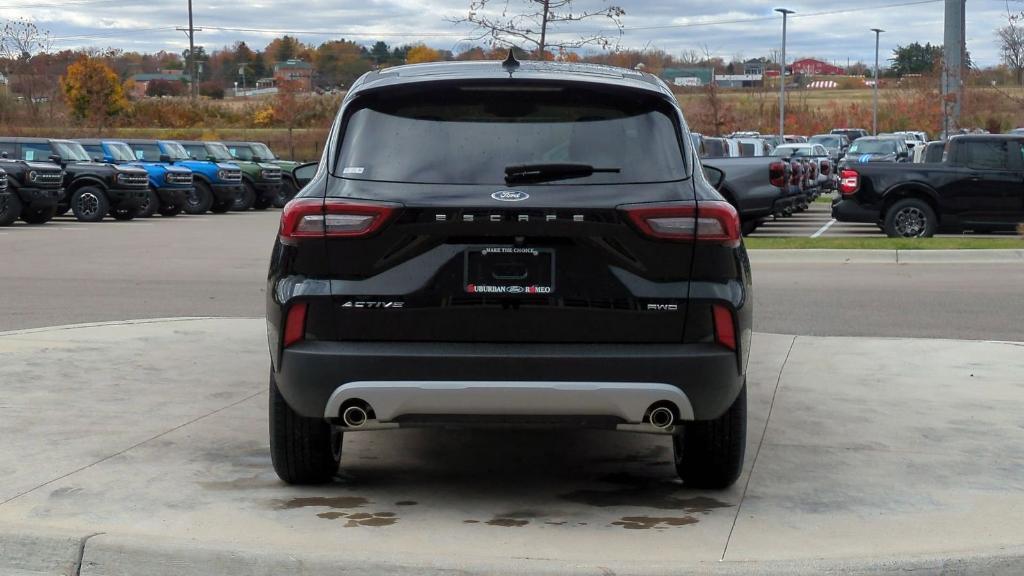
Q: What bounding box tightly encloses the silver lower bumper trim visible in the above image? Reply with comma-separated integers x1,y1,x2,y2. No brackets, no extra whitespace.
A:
323,380,694,425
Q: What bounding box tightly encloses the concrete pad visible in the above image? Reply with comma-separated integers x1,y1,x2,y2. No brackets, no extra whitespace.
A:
749,249,898,264
0,523,84,576
1,319,1023,574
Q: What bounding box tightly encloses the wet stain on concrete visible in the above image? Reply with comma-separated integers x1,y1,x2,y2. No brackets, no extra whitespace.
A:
278,496,369,510
315,510,399,527
395,501,418,506
611,516,699,530
560,473,732,513
591,445,669,464
545,521,567,526
486,518,529,527
49,487,82,498
493,510,541,519
463,520,480,524
201,475,280,491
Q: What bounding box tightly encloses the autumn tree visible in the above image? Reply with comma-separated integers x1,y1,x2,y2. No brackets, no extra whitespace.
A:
450,0,625,57
314,39,372,87
998,22,1024,85
406,44,442,64
61,56,128,129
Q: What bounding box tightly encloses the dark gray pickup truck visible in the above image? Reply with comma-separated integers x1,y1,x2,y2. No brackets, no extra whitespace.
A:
702,156,798,235
833,134,1024,236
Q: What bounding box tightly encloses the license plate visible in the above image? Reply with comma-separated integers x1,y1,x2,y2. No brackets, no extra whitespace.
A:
464,247,554,295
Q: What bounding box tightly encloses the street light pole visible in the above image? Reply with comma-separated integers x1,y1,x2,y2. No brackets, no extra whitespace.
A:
776,8,795,142
871,28,884,135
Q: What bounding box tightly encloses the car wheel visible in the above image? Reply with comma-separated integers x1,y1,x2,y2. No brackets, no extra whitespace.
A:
138,188,160,218
740,220,759,236
233,182,256,211
269,370,342,484
0,193,22,226
70,186,110,223
673,382,746,489
253,194,274,210
275,179,297,208
884,198,936,238
55,204,70,216
210,199,232,214
184,181,213,215
20,205,57,225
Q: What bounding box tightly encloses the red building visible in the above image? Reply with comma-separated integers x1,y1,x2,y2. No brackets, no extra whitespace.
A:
790,58,844,76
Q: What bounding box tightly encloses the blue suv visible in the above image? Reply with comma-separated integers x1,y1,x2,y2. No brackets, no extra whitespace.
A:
121,139,242,214
79,139,193,218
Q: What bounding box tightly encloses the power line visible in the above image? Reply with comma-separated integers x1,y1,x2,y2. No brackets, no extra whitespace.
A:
51,26,178,41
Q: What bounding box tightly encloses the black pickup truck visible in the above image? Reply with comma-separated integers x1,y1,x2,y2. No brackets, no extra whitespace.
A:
702,156,799,235
0,157,64,225
833,135,1024,237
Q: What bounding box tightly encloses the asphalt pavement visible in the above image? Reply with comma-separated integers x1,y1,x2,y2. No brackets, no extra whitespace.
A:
1,210,1021,341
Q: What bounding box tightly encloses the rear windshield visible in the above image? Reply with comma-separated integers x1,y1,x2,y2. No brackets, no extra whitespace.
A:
849,140,897,154
704,139,727,157
809,135,840,147
335,84,687,185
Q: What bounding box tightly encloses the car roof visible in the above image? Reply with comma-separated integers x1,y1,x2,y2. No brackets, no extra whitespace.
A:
348,59,674,99
0,137,50,143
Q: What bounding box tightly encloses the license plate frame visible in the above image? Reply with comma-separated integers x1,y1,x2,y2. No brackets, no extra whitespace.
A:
464,246,555,295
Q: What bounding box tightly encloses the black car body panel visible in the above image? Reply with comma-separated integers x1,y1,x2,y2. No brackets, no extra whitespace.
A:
833,134,1024,230
0,157,64,210
265,61,752,486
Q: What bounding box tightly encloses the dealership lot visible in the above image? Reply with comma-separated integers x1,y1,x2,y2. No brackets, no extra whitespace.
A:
1,318,1022,574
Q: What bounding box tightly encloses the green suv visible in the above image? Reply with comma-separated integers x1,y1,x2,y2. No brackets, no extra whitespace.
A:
179,140,282,211
222,141,299,207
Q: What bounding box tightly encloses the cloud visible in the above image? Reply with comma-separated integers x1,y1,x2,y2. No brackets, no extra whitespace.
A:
29,0,1011,66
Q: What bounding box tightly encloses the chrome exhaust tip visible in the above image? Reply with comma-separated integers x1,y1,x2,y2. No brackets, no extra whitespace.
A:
648,406,675,430
342,405,369,428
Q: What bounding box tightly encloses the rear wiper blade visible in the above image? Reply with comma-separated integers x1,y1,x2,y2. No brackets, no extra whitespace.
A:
504,163,620,184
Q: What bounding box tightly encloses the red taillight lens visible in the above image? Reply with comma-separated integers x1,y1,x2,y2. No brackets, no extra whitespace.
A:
820,160,830,176
283,302,308,348
279,198,398,244
712,304,736,350
839,169,860,195
790,160,801,185
622,201,740,247
769,161,786,188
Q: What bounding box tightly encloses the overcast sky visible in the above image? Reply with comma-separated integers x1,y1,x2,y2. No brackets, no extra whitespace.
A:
5,0,1015,67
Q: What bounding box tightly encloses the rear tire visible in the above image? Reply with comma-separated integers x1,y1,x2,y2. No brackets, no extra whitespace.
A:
253,194,274,210
884,198,936,238
21,205,56,225
232,182,256,211
158,203,181,217
673,383,746,489
183,181,213,215
110,206,137,221
0,193,22,226
740,220,759,236
70,186,109,223
138,188,159,218
269,370,342,484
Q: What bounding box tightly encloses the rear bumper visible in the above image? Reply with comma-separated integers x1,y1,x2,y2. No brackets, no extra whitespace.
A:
275,340,744,423
155,187,189,207
211,183,242,202
832,198,879,223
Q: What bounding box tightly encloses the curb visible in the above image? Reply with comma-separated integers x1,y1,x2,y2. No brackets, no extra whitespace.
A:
749,248,1024,264
2,527,1021,576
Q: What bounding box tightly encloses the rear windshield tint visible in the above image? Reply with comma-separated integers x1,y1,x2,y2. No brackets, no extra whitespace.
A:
335,84,687,185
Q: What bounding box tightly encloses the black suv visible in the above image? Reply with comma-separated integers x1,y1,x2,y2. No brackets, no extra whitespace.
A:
266,58,752,488
0,137,149,222
0,155,64,225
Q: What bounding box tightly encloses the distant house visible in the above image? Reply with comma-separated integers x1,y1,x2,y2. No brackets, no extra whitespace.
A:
128,71,191,98
743,59,767,76
660,67,714,88
790,58,844,76
273,59,313,92
716,74,764,89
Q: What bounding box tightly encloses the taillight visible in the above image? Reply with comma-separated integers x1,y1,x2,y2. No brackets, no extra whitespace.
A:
839,169,860,195
279,198,398,244
790,160,801,185
283,302,308,348
622,201,740,247
820,160,830,176
712,304,736,350
769,161,786,188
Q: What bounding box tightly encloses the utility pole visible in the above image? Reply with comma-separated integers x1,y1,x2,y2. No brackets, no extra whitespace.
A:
776,8,795,141
176,0,201,99
942,0,966,136
871,28,884,135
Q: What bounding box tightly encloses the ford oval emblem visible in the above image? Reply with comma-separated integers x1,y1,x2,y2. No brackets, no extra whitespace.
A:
491,190,529,202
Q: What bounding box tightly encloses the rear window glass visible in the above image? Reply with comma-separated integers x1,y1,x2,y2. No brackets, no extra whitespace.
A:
704,139,727,157
335,84,687,185
738,142,755,157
